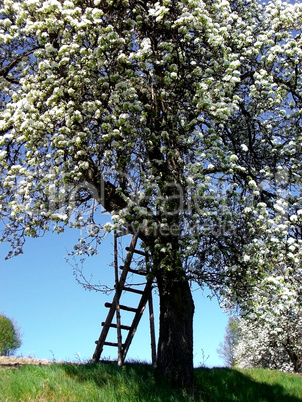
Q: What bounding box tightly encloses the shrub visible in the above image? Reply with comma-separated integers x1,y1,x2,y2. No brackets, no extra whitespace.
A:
0,314,22,356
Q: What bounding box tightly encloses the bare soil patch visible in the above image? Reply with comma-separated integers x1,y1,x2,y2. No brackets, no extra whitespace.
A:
0,356,51,368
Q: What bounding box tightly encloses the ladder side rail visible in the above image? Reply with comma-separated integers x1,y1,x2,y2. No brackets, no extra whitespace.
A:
148,290,157,367
114,232,123,367
116,304,123,367
92,299,118,361
113,233,139,295
121,278,154,363
120,234,139,270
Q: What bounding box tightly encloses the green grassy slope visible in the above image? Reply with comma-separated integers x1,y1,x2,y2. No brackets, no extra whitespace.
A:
0,362,302,401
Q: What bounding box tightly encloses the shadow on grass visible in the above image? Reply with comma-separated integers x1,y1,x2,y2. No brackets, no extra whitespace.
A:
60,362,302,401
61,361,189,401
195,367,302,402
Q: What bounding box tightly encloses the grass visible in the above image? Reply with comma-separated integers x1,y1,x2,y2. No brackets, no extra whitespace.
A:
0,361,302,401
195,367,302,401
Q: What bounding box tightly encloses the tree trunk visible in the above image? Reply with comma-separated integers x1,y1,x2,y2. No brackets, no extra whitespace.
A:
155,265,195,388
283,343,302,373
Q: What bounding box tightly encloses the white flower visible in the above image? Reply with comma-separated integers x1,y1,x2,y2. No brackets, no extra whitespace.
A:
119,113,129,120
243,207,252,213
248,180,257,189
52,213,68,221
241,144,248,152
103,222,114,232
140,37,151,51
243,254,250,262
274,204,285,214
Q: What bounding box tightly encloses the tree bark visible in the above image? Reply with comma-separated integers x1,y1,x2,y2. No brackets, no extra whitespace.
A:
283,343,302,373
155,265,195,388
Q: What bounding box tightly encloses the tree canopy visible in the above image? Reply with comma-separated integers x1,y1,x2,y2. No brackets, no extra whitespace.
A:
0,0,302,386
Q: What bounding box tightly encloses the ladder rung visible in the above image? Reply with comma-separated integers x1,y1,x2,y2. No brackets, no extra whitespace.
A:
102,341,125,347
101,322,131,331
95,341,121,347
123,286,144,295
125,247,147,256
129,268,147,276
104,342,118,347
105,302,138,313
119,265,147,276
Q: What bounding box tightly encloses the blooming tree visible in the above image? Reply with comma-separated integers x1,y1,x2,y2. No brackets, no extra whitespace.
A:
232,261,302,373
0,0,302,386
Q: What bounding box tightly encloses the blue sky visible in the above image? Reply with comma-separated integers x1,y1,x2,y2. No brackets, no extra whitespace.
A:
0,226,229,367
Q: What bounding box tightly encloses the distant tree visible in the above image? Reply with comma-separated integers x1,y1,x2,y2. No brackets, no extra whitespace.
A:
232,267,302,373
234,315,302,373
217,317,239,367
0,314,22,356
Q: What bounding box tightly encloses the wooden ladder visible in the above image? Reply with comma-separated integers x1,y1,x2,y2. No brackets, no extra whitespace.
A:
92,231,156,366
